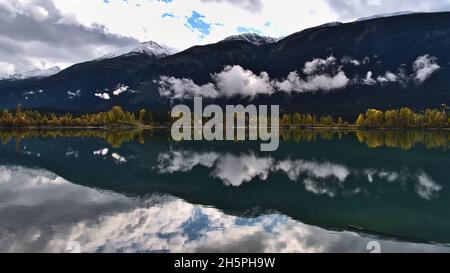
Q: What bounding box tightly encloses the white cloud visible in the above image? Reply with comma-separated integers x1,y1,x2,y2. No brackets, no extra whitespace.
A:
213,65,273,98
112,85,129,96
158,65,275,99
0,0,139,74
158,76,219,99
0,62,16,79
413,54,441,83
67,89,81,99
53,0,339,51
3,0,449,75
377,71,398,84
159,57,351,99
94,92,111,100
361,55,440,86
303,56,337,75
363,71,377,85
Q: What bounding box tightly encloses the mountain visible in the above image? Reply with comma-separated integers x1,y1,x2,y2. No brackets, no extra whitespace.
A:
356,11,416,22
220,33,278,46
96,41,178,60
1,12,449,118
5,66,61,80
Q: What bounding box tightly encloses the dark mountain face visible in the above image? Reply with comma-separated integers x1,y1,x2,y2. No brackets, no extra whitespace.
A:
1,12,450,116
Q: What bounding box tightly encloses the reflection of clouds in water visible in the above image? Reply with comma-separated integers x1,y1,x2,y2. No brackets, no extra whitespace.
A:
93,148,109,156
93,148,128,164
364,169,442,201
213,154,274,186
276,159,349,182
416,172,442,200
0,165,448,253
112,153,127,164
157,150,218,173
158,151,274,186
156,150,442,200
65,148,79,158
364,169,401,184
22,146,41,158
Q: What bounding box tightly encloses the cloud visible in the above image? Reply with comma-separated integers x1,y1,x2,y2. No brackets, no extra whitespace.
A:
362,55,440,86
94,92,111,100
413,54,441,83
201,0,263,13
363,71,377,85
277,71,350,93
159,65,274,99
159,57,351,99
158,76,219,99
323,0,450,21
213,65,273,97
303,56,337,75
0,62,16,79
67,89,81,99
112,85,129,96
0,0,139,74
377,71,398,84
159,54,440,100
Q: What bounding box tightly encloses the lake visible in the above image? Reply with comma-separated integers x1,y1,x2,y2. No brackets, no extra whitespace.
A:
0,129,449,253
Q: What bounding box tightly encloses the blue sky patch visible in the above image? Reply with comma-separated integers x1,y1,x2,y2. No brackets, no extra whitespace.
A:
237,26,262,35
185,10,211,36
162,12,175,18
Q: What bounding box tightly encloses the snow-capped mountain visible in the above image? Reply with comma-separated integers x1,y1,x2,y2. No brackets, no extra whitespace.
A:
316,21,343,28
6,66,61,80
97,41,178,61
220,33,278,46
357,11,416,22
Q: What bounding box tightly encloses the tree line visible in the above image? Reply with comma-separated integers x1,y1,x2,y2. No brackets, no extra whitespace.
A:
280,107,449,128
0,104,449,129
0,104,157,127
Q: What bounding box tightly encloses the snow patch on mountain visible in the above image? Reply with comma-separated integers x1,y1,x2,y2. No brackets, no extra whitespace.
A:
97,41,178,61
6,66,61,80
315,21,343,28
220,33,278,46
356,12,416,22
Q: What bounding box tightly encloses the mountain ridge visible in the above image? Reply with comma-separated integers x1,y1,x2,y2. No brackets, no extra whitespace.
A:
0,11,449,117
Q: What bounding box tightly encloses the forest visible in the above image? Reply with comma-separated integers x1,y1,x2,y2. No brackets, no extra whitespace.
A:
0,104,449,129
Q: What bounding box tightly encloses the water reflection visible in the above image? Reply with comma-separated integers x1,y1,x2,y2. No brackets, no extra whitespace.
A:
156,149,442,200
0,128,448,150
0,129,449,250
0,165,448,253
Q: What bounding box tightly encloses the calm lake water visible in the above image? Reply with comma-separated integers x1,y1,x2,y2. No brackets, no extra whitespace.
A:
0,129,449,253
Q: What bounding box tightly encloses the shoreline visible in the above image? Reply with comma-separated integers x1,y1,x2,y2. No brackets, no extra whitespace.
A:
0,125,449,131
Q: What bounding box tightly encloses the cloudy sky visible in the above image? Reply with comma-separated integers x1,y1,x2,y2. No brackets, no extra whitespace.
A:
1,0,450,76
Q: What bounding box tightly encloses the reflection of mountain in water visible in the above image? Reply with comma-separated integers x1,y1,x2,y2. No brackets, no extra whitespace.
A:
0,129,449,244
0,165,449,253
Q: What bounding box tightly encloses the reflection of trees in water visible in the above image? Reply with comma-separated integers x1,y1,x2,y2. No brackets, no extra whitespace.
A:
0,129,153,149
355,130,449,150
0,129,448,150
281,129,449,150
